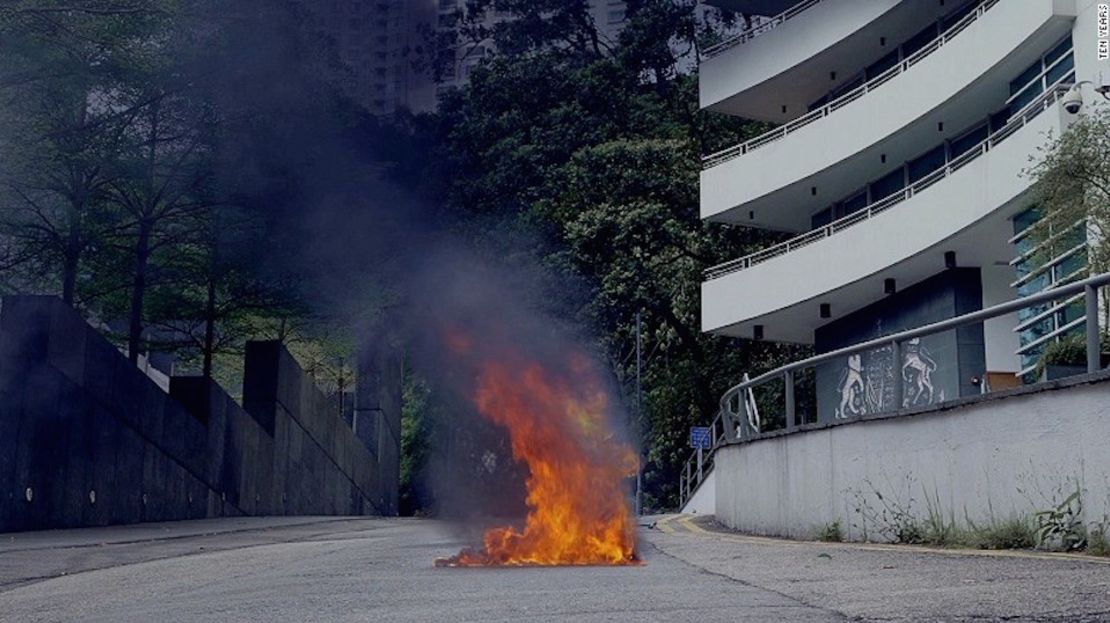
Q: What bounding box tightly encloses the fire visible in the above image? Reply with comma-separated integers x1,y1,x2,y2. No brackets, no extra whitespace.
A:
437,349,639,567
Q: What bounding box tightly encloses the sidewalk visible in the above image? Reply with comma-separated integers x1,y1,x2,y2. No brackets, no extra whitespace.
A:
643,514,1110,622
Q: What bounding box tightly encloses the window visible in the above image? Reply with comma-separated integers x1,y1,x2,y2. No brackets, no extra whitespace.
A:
865,51,899,81
811,208,832,229
1008,35,1074,113
1010,202,1089,381
838,190,867,217
907,145,946,184
949,122,988,159
869,168,905,202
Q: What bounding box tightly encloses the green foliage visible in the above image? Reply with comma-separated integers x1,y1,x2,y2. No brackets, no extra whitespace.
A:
816,521,842,543
1037,332,1088,376
399,2,804,509
966,516,1036,550
1026,102,1110,273
1034,485,1087,551
1088,521,1110,556
400,367,436,516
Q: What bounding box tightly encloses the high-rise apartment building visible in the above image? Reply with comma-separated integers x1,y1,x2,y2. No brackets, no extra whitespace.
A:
698,0,1109,420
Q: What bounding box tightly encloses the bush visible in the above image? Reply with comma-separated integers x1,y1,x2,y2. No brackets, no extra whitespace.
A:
816,521,843,542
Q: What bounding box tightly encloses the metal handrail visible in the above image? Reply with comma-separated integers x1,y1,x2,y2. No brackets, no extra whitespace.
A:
703,84,1069,282
702,0,1001,170
702,0,825,59
718,272,1110,437
679,271,1109,507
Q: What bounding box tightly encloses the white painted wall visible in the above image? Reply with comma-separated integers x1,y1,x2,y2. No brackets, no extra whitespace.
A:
714,378,1110,541
981,264,1022,374
702,105,1065,335
700,0,1074,220
681,469,717,516
1072,0,1110,87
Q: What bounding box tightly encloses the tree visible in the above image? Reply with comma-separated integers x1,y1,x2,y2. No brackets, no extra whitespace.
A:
0,0,169,304
395,2,798,508
1026,102,1110,274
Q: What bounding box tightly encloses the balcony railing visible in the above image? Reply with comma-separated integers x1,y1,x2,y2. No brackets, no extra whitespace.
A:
701,0,1000,170
679,270,1110,509
702,84,1069,282
702,0,825,59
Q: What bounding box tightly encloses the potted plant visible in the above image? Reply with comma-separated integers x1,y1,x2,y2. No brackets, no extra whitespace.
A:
1036,332,1109,381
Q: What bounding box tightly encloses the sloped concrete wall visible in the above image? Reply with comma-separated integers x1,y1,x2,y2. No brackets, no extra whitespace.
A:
0,296,390,533
714,373,1110,541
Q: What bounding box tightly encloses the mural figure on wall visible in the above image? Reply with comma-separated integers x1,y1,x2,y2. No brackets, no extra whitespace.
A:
834,339,946,419
835,353,866,419
902,338,941,407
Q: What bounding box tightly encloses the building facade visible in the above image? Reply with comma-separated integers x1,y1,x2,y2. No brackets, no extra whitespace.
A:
699,0,1109,422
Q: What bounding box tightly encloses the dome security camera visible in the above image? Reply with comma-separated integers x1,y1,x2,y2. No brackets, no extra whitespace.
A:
1062,85,1084,114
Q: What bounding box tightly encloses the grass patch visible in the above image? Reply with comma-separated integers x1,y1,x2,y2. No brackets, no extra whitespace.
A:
967,516,1036,550
1088,526,1110,557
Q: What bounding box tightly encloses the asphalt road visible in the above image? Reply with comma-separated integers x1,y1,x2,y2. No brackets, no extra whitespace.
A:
0,515,1108,622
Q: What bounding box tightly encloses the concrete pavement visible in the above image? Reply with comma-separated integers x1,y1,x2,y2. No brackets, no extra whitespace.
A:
0,516,840,622
652,514,1110,622
0,514,1107,621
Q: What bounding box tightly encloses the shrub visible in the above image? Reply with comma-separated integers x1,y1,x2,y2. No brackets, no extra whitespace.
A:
816,521,843,542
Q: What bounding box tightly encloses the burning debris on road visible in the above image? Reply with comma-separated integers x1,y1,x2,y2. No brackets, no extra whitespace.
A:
435,333,640,568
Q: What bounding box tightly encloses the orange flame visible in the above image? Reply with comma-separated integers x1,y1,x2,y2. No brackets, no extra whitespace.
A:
437,352,639,567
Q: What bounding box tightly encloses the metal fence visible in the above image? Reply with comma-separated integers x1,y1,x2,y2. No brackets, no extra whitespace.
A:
702,0,1000,170
702,0,825,59
678,272,1110,508
703,82,1069,282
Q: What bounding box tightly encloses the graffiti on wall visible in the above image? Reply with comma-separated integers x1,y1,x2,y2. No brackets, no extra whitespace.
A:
834,338,944,419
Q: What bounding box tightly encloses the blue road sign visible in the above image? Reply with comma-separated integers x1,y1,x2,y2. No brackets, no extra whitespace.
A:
689,426,712,450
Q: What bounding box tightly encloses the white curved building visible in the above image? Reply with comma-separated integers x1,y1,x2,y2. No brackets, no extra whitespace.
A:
701,0,1108,419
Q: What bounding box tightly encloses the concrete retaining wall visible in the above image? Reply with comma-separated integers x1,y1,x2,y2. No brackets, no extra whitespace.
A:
0,295,393,532
714,373,1110,541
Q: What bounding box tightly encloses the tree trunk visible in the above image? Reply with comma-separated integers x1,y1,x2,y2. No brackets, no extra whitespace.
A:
61,241,79,306
127,222,151,366
202,278,216,379
61,184,85,306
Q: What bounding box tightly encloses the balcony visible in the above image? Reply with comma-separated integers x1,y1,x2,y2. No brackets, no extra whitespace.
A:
701,87,1070,341
703,0,797,15
700,0,1076,226
700,0,951,122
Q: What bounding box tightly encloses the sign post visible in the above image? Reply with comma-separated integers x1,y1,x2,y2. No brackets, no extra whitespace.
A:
689,426,712,484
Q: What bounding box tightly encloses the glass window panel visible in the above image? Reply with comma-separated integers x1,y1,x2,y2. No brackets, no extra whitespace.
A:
941,0,978,29
1018,303,1049,323
1044,36,1073,66
1017,272,1050,297
1056,301,1085,326
840,191,867,216
870,168,905,201
866,50,900,80
1061,224,1087,249
1013,208,1041,236
949,123,988,159
811,208,832,229
902,24,939,58
907,145,946,183
1045,53,1074,86
990,108,1013,132
1010,61,1042,96
1019,317,1054,345
1054,248,1088,279
1010,82,1043,112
